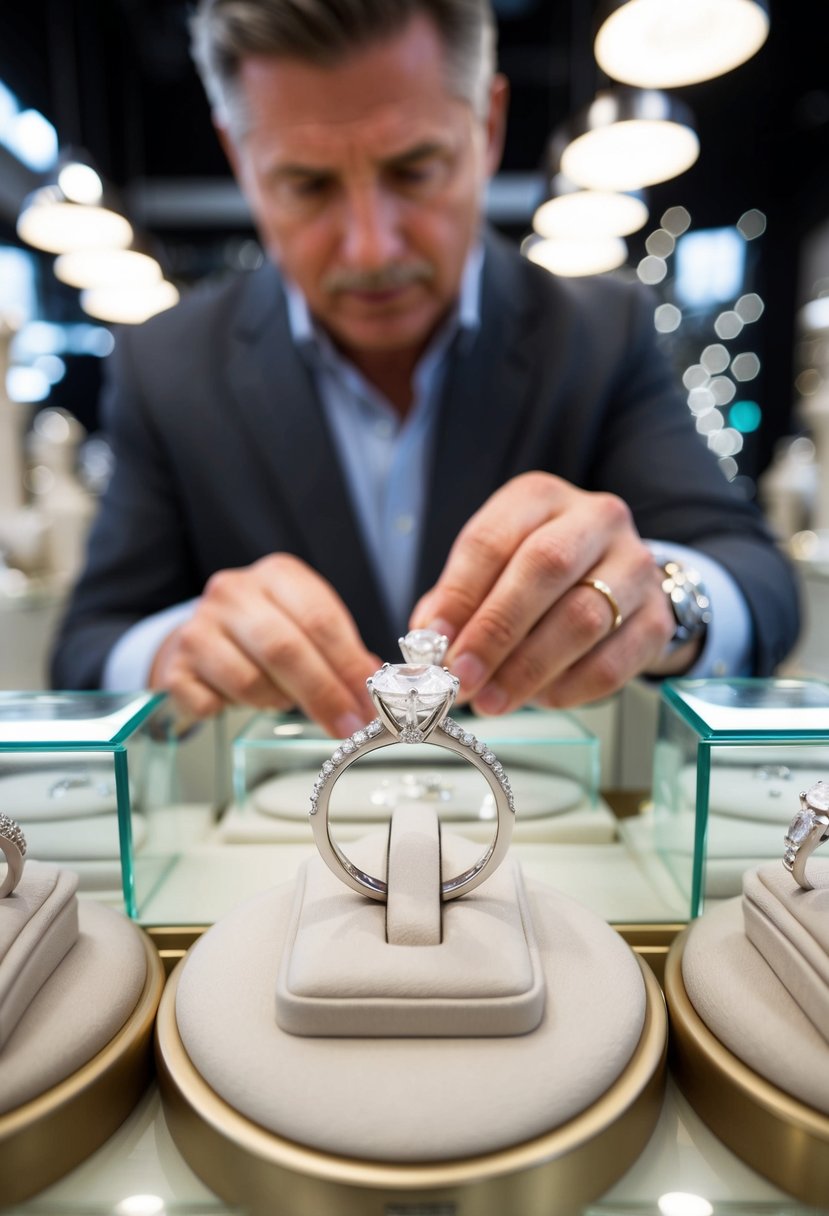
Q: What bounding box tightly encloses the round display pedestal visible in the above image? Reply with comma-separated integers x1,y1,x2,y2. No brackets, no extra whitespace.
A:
156,956,666,1216
0,924,165,1207
665,928,829,1206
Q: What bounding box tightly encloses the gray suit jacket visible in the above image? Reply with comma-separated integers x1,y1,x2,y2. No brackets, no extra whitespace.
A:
50,232,799,688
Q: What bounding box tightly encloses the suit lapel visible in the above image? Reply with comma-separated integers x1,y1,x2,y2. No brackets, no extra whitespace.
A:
224,267,395,656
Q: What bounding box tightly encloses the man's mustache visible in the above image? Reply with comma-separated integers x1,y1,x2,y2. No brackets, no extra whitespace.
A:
323,261,435,294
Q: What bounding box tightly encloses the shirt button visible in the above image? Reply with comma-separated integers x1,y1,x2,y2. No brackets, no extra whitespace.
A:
395,514,415,534
374,419,394,439
713,660,727,676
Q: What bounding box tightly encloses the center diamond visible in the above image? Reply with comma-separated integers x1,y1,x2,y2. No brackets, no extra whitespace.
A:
369,663,458,743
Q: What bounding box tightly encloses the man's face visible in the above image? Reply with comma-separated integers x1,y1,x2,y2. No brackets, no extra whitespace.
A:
223,15,506,361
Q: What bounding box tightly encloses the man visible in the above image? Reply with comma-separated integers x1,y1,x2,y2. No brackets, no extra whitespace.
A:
50,0,799,737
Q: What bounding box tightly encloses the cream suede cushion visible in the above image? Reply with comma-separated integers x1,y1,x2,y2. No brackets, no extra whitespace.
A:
681,894,829,1115
175,832,646,1162
743,859,829,1043
0,862,78,1049
0,901,147,1114
276,815,545,1036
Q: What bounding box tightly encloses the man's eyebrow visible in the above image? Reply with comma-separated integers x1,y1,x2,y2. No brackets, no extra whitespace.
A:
382,141,450,166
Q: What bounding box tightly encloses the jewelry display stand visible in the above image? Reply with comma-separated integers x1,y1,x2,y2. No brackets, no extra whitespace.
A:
0,897,165,1206
664,860,829,1205
157,821,667,1215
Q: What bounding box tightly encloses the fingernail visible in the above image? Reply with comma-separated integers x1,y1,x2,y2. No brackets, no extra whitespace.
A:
427,617,457,643
475,683,509,715
451,653,487,693
335,711,364,739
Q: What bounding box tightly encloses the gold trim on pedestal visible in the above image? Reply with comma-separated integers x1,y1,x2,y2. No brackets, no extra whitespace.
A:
156,956,667,1216
0,929,165,1207
665,927,829,1206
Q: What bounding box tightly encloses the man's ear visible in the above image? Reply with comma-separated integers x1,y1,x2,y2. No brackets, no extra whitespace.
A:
484,73,510,178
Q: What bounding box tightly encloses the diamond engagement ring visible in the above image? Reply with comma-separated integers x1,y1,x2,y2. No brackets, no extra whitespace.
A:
309,630,516,901
783,780,829,891
0,813,27,899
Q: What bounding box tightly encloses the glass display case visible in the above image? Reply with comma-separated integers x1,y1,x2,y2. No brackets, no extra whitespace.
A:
0,691,166,909
230,705,605,846
646,677,829,916
0,691,224,918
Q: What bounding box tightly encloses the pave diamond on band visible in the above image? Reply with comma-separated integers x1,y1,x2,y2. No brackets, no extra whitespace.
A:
309,630,515,902
0,813,27,899
783,780,829,891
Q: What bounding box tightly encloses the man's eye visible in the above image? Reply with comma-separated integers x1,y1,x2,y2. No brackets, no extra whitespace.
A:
389,159,446,189
291,176,332,197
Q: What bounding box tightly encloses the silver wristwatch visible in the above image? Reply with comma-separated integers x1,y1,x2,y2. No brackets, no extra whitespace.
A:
661,561,712,650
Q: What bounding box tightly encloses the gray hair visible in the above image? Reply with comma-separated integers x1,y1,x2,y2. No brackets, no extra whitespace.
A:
190,0,497,137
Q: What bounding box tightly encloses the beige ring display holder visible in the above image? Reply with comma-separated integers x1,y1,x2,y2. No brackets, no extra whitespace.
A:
0,902,165,1207
665,904,829,1205
157,823,667,1216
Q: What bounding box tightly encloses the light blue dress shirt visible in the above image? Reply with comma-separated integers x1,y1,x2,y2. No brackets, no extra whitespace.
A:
103,251,753,691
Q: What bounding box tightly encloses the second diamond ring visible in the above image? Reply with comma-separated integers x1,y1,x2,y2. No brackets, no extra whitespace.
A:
0,813,27,899
783,780,829,891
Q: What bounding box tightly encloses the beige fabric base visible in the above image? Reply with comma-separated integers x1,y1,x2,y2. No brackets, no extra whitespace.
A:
681,895,829,1116
22,812,146,862
0,765,120,820
276,826,544,1037
0,901,147,1115
678,763,825,824
251,764,582,823
743,859,829,1044
175,840,646,1162
0,862,78,1049
385,803,442,946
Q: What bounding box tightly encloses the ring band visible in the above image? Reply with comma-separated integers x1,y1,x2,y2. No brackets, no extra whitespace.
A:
0,813,27,899
309,630,515,902
784,780,829,890
578,578,623,631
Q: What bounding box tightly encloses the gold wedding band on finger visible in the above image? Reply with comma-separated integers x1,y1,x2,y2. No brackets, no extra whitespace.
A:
578,578,623,632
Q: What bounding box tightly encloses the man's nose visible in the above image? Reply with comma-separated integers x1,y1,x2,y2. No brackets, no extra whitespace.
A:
340,184,404,268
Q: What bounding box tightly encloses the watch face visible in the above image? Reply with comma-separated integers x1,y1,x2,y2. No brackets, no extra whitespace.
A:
663,563,711,640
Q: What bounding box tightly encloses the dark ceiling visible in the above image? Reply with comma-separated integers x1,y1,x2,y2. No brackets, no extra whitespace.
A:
1,0,828,469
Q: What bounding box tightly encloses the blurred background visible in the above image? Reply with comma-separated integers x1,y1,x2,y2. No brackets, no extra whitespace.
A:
1,0,828,686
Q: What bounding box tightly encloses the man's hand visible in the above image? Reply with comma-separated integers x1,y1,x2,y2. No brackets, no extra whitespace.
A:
149,553,378,736
411,472,685,713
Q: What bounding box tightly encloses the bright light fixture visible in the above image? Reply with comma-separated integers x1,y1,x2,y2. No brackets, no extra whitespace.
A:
17,186,133,255
55,248,162,290
80,280,179,325
526,235,627,277
533,190,648,238
558,90,699,192
595,0,769,89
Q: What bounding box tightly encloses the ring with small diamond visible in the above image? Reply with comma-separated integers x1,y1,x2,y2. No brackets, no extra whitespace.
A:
0,813,27,899
783,780,829,891
309,629,515,902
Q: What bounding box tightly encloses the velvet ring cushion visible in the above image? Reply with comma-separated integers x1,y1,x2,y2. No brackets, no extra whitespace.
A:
742,859,829,1046
174,827,650,1163
0,862,79,1049
276,810,545,1036
679,869,829,1117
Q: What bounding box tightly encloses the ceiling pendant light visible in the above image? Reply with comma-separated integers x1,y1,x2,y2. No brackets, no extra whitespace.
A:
533,175,648,239
555,88,699,192
80,279,180,325
594,0,769,89
54,246,162,290
524,234,628,278
17,154,132,255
